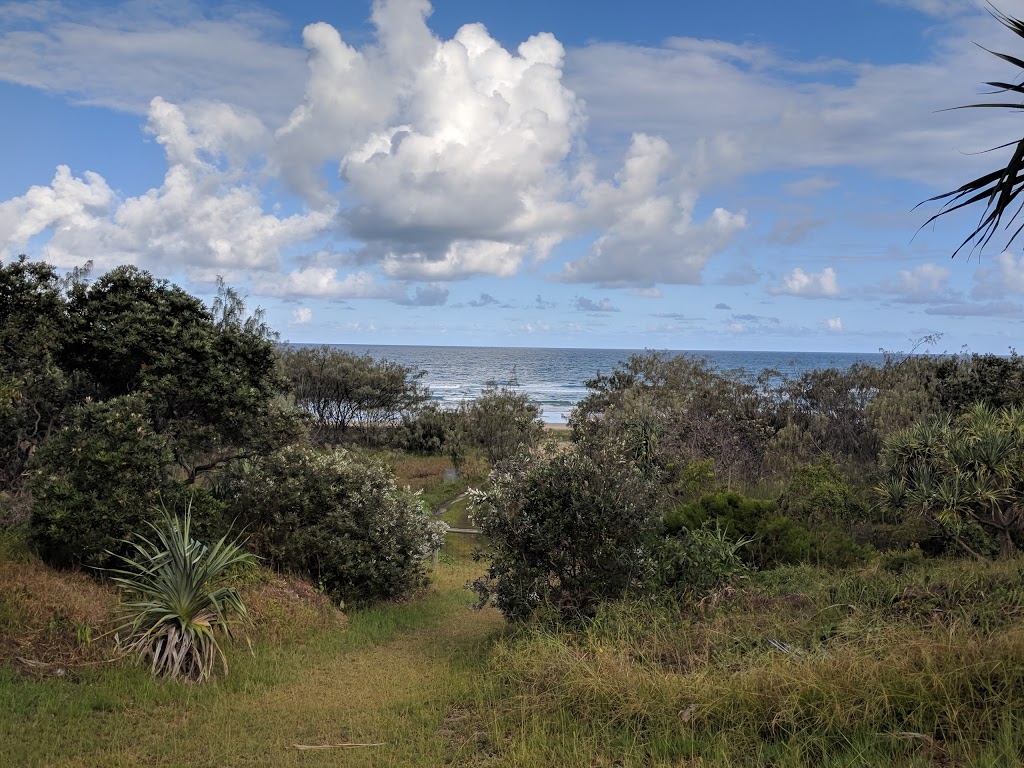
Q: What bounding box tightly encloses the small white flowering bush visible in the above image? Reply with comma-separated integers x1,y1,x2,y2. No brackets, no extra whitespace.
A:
222,445,446,605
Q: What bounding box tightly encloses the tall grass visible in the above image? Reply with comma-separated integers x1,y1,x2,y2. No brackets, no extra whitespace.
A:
483,558,1024,766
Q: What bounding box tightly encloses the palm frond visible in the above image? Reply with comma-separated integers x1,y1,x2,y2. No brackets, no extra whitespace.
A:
919,6,1024,256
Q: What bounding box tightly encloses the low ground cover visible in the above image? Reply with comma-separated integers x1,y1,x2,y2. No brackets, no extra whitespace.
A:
6,508,1024,766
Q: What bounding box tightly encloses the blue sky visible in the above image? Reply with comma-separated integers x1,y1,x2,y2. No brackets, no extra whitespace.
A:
4,0,1024,352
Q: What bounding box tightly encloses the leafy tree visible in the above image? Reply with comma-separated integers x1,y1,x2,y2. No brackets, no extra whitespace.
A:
0,258,81,491
456,383,544,466
221,445,446,605
62,266,300,481
877,402,1024,559
470,446,661,622
920,7,1024,255
279,345,429,443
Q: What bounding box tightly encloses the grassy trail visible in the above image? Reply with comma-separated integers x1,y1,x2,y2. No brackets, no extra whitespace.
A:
1,563,506,768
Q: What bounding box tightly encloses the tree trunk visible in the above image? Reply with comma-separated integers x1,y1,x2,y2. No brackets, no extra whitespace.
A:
999,527,1016,559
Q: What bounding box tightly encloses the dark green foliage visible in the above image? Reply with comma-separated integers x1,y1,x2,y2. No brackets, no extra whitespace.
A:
402,403,456,454
62,267,300,480
28,396,172,568
279,345,428,444
664,491,777,538
778,460,867,526
656,525,748,597
665,490,870,569
934,352,1024,413
221,445,446,605
1,258,300,570
0,258,80,491
455,383,544,466
750,516,814,567
470,447,661,622
878,403,1024,559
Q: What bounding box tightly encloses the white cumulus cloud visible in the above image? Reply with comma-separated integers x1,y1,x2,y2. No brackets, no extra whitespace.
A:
769,267,840,298
0,97,332,271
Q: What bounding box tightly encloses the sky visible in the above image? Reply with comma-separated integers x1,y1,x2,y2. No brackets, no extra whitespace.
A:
4,0,1024,353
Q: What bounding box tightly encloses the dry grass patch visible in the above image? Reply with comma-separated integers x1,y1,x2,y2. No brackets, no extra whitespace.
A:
0,553,118,669
241,572,345,642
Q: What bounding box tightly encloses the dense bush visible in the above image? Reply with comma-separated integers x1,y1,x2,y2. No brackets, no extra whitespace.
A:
877,402,1024,559
455,383,544,466
470,447,661,622
28,396,173,568
777,459,867,526
664,491,777,539
27,395,229,568
656,525,749,597
402,403,456,454
665,490,870,569
2,260,301,505
222,445,446,605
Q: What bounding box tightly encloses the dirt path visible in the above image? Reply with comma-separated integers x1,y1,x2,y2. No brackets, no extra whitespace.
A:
32,564,506,768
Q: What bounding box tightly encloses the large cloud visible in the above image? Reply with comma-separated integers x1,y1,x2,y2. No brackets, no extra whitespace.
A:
556,134,747,287
0,98,332,271
4,0,1024,305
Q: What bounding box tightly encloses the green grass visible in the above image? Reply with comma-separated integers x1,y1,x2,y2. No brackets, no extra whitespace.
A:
7,441,1024,768
6,546,1024,766
0,560,505,768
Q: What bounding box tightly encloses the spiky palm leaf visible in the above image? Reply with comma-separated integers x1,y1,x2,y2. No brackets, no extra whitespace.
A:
107,503,255,683
919,6,1024,256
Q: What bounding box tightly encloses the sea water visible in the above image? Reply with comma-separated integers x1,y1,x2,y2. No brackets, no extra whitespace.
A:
328,345,886,424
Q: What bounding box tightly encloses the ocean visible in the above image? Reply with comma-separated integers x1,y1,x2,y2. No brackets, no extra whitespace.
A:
331,345,887,425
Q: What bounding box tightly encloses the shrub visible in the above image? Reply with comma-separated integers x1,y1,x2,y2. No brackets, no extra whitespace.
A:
402,403,457,454
108,504,255,683
28,396,172,568
456,384,544,466
664,491,777,538
470,447,661,622
749,515,814,567
778,459,867,527
664,490,869,570
656,524,749,597
222,445,446,605
877,403,1024,559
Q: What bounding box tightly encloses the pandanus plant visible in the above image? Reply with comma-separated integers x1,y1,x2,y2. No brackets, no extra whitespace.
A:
921,6,1024,256
877,403,1024,559
107,504,255,683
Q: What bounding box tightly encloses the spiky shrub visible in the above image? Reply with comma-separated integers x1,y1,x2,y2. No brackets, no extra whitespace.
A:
877,402,1024,559
108,506,255,683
